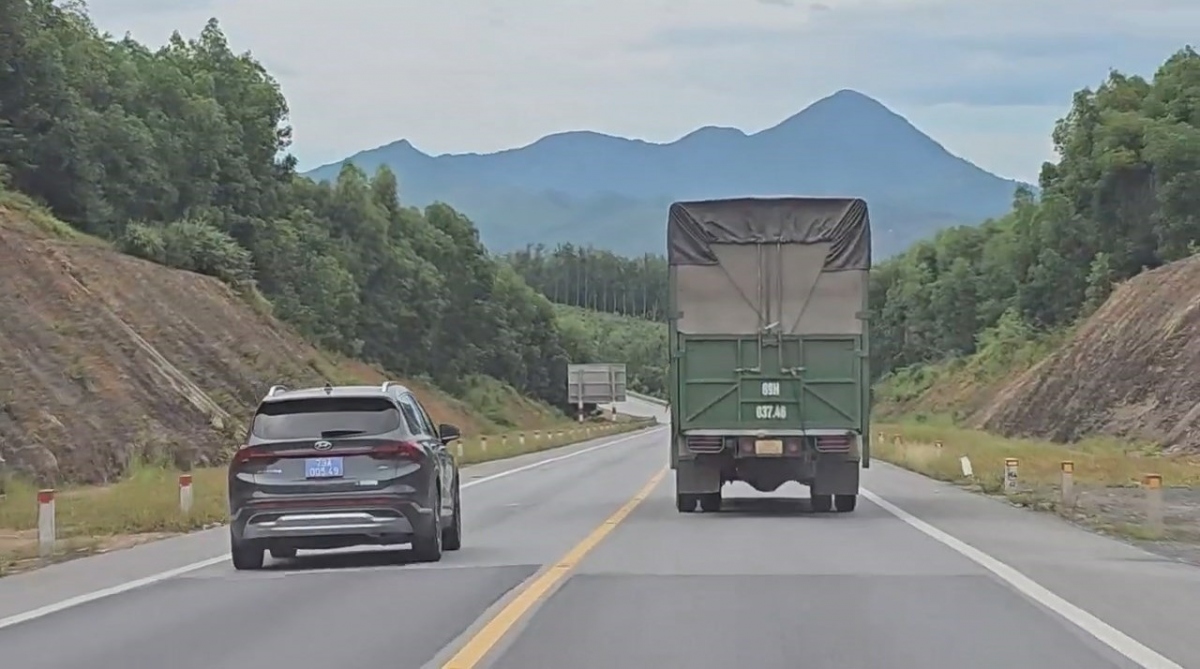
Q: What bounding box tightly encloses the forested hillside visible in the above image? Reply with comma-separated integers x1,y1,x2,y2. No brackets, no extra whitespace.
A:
870,47,1200,385
505,245,669,321
552,305,668,398
0,3,569,405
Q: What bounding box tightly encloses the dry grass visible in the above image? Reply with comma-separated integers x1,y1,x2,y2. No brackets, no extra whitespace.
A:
874,420,1200,492
874,420,1200,549
0,418,655,573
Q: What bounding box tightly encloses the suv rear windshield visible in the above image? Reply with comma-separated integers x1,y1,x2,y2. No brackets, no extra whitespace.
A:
251,397,404,440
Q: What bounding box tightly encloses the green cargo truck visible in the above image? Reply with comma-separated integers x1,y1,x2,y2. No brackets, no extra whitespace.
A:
667,196,872,514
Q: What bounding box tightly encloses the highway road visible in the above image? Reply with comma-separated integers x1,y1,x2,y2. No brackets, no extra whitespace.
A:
1,397,1198,668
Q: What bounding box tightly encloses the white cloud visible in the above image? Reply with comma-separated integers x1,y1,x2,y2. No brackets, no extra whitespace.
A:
85,0,1200,182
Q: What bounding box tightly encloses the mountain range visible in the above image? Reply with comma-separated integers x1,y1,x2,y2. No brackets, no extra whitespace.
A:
304,89,1030,258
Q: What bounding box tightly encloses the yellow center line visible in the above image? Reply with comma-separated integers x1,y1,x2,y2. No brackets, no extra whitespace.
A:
441,466,668,669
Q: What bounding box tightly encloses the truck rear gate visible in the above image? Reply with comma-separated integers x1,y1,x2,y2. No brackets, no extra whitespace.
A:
666,197,872,513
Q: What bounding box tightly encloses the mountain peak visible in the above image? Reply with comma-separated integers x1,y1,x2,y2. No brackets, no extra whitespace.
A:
303,90,1024,257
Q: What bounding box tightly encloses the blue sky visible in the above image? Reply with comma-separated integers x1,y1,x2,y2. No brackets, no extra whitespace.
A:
88,0,1200,182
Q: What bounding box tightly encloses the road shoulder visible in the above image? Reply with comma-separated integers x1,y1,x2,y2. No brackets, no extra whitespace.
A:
864,462,1200,668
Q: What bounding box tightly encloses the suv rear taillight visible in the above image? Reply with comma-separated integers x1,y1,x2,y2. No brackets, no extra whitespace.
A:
232,445,278,465
369,440,423,459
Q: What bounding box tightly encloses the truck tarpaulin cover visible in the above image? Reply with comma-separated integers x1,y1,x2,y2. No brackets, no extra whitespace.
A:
667,197,871,270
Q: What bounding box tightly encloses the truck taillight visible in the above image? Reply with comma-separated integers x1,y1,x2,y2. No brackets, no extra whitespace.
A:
815,435,852,452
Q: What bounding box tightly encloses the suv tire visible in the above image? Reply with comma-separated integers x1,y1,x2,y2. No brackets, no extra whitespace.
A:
412,489,444,562
442,476,462,551
231,533,264,571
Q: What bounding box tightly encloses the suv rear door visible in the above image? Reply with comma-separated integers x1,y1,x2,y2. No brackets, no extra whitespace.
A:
238,396,416,493
396,392,451,496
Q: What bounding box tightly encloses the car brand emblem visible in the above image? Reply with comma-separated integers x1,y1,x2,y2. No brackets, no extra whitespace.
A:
313,440,333,451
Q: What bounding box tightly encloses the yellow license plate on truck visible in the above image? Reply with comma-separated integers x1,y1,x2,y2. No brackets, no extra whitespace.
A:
755,439,783,455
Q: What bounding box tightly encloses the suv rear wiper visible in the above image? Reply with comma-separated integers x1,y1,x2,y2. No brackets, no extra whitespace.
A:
320,429,366,437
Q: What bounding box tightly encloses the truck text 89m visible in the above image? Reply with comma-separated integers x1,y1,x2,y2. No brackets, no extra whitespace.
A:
666,197,872,514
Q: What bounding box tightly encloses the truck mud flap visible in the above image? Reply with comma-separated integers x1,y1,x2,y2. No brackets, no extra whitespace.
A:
810,457,860,496
675,458,721,495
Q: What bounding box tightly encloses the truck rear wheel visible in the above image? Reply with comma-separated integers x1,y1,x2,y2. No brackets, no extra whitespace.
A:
699,492,722,513
676,493,699,513
834,494,857,512
811,494,833,513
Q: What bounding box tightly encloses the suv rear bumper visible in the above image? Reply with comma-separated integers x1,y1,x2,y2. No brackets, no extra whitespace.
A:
230,494,436,547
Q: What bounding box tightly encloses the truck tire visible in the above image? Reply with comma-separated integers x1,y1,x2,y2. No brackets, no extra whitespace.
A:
699,492,722,513
811,494,833,513
676,493,699,513
834,494,857,512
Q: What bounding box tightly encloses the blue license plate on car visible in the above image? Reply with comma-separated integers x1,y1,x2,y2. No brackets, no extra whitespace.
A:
305,457,344,478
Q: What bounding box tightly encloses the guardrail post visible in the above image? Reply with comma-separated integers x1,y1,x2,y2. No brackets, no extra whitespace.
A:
501,434,508,449
1060,461,1074,506
456,441,464,458
37,489,56,558
1143,473,1164,536
480,436,488,453
1003,458,1019,493
519,432,525,446
959,456,973,478
179,474,193,514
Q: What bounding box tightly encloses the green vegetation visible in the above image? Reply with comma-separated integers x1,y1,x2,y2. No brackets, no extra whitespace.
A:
506,244,669,321
870,47,1200,395
553,304,668,397
0,3,570,409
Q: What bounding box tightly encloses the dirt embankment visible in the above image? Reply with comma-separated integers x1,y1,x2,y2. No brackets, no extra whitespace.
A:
0,206,507,485
974,256,1200,454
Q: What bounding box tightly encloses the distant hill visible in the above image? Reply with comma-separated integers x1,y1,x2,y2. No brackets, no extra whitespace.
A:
305,90,1029,258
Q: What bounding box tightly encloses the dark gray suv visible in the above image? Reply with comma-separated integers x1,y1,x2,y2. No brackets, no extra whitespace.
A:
227,381,463,570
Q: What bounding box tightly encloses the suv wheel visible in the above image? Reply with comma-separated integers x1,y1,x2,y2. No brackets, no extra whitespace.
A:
412,489,444,562
231,533,264,571
442,476,462,551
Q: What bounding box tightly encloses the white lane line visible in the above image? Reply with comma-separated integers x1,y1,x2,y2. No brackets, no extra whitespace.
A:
862,488,1183,669
0,556,227,631
0,426,665,632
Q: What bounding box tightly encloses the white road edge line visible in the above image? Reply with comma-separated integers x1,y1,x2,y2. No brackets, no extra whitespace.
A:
861,488,1183,669
0,425,666,632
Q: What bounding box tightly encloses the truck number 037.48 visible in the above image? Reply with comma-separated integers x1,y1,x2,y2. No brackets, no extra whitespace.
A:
755,404,787,419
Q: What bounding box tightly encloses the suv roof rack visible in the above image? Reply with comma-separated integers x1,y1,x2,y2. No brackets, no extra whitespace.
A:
381,381,395,392
267,384,289,397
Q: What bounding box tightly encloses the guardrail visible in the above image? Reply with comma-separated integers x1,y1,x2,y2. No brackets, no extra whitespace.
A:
626,390,669,407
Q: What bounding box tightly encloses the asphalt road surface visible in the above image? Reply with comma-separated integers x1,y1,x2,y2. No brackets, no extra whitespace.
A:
1,398,1198,668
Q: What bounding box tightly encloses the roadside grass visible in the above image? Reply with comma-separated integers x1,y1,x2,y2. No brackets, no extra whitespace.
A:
874,418,1200,491
873,417,1200,546
0,418,656,573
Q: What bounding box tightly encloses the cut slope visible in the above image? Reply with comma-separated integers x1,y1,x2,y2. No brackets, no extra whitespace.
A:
0,199,536,485
975,255,1200,454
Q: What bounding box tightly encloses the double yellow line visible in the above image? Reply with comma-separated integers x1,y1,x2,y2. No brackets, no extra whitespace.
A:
441,466,668,668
